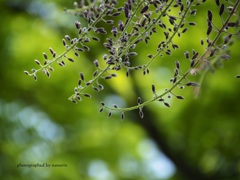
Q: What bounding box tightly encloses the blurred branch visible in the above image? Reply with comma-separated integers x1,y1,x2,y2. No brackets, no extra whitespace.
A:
130,74,240,179
4,1,29,14
130,77,210,180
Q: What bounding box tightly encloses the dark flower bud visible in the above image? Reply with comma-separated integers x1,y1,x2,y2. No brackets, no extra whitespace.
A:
68,58,74,62
219,4,224,16
224,34,232,44
62,39,67,46
184,51,189,59
33,75,37,81
227,22,237,27
189,22,196,26
86,80,92,86
124,3,129,18
83,37,90,43
172,44,179,49
207,25,212,36
75,48,84,52
174,68,179,77
208,10,212,21
192,52,199,60
118,20,124,31
141,18,147,27
182,28,188,33
84,93,91,98
164,102,170,107
34,59,41,66
75,20,81,29
46,70,50,78
148,54,153,58
141,5,148,14
112,12,121,16
190,59,195,67
92,37,100,41
93,59,99,67
121,112,125,120
128,52,137,56
176,96,184,100
80,72,84,81
106,20,114,24
152,84,156,94
93,87,99,91
58,62,64,66
43,53,48,60
186,82,199,86
227,6,233,11
135,38,143,44
130,44,136,49
176,61,180,69
65,35,71,41
49,47,55,55
93,70,98,77
83,45,90,51
111,26,118,37
24,70,29,75
190,9,197,15
98,84,104,90
105,76,112,80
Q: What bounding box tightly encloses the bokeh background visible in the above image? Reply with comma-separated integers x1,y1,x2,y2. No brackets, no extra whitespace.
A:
0,0,240,179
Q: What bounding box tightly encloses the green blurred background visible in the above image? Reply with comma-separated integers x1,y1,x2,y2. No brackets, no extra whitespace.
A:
0,0,240,179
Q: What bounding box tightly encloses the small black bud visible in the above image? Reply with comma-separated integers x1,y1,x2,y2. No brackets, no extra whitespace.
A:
140,5,148,14
121,112,125,120
43,53,48,60
176,61,180,69
93,59,99,67
176,96,184,100
84,94,91,98
164,102,170,107
219,4,224,16
24,70,29,75
75,20,81,29
152,84,156,94
80,72,85,81
68,58,74,62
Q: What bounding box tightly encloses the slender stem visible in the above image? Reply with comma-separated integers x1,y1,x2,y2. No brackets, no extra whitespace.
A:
211,1,240,46
144,1,193,70
105,0,240,112
29,6,107,77
68,64,111,100
120,0,175,58
119,0,145,38
30,42,77,76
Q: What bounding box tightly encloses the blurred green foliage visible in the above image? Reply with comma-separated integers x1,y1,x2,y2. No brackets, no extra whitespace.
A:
0,0,240,180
